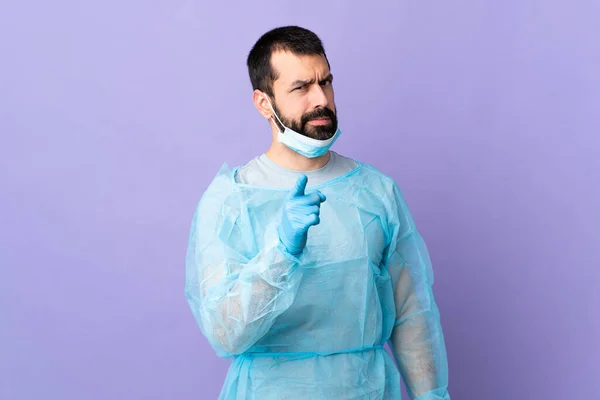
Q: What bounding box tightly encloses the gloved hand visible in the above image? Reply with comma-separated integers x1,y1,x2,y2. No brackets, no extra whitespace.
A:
278,174,326,256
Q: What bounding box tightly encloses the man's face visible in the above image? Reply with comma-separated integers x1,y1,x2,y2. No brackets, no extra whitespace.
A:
268,51,337,140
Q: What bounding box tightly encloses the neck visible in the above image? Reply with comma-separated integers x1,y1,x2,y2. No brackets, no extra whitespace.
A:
265,123,330,171
265,143,331,171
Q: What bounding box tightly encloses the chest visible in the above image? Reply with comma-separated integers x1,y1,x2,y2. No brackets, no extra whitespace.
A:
302,195,389,269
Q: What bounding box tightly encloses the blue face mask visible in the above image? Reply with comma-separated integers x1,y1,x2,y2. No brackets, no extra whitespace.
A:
266,97,341,159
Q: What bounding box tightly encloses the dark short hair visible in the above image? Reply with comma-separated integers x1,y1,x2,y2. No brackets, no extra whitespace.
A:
246,26,329,96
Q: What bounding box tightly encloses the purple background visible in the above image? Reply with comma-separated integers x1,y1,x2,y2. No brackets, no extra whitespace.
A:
1,1,598,399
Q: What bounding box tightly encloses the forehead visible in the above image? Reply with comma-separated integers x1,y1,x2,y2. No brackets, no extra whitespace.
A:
270,51,330,85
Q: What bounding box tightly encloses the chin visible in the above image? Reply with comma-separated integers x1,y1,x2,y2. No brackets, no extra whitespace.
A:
305,131,335,141
303,125,336,140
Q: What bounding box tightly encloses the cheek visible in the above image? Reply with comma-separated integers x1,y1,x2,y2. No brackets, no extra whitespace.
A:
289,97,311,118
325,88,335,106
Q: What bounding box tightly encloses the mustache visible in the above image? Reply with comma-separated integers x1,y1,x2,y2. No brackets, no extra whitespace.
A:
301,107,336,125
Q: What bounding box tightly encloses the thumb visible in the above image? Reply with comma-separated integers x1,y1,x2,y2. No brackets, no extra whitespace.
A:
290,174,308,197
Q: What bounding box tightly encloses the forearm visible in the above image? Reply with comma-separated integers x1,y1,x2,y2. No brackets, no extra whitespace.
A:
186,240,303,356
389,250,450,399
390,309,450,400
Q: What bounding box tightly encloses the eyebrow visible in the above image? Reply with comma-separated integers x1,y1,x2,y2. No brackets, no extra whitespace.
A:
289,73,333,89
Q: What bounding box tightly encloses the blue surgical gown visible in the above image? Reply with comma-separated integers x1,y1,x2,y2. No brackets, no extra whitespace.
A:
185,162,450,399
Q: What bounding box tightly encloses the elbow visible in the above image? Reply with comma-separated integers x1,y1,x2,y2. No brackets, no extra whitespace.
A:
186,287,259,356
208,323,255,356
199,304,256,355
185,291,244,355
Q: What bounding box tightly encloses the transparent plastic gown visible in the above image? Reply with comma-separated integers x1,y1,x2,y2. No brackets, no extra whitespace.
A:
185,162,450,399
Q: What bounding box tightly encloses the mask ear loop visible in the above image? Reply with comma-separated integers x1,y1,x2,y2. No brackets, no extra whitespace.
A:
264,95,286,134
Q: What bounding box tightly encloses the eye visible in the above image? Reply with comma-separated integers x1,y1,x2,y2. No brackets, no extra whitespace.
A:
293,85,305,91
320,79,332,87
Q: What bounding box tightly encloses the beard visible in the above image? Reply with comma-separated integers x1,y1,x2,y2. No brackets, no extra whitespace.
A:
272,102,338,140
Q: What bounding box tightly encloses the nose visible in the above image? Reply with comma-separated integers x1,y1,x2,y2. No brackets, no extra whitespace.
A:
309,84,329,109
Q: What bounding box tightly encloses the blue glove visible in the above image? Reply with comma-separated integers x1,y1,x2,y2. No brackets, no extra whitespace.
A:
278,174,326,256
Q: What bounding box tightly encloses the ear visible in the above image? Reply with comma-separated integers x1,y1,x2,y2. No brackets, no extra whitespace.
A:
253,89,272,119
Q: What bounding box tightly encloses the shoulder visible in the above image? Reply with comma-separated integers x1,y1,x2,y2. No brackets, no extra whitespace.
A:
196,162,239,212
350,158,402,194
349,159,413,216
233,156,261,185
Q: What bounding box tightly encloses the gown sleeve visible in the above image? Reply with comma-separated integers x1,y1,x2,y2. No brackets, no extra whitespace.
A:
385,183,451,400
184,170,303,357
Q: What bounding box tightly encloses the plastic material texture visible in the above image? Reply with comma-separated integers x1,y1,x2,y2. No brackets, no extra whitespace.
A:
185,162,450,400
